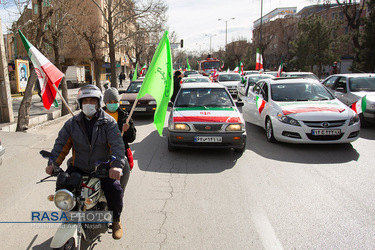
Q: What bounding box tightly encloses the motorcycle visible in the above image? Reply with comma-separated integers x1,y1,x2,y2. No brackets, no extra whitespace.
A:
38,150,115,249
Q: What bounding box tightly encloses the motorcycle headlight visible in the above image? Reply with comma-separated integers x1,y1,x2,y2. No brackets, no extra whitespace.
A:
226,124,243,131
54,189,76,211
349,114,359,126
277,113,301,126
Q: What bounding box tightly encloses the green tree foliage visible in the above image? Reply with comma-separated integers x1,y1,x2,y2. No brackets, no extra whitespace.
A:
290,15,340,78
357,0,375,72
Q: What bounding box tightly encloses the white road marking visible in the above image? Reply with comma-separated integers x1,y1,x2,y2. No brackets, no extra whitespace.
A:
251,206,284,250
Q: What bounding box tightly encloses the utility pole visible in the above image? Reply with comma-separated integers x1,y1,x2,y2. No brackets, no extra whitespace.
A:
218,18,235,51
0,18,14,123
205,34,216,54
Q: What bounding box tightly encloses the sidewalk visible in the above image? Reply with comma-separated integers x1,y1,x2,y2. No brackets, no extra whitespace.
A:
0,88,80,132
0,80,131,132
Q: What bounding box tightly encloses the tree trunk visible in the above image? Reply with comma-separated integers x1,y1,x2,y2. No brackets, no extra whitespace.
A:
107,7,118,88
16,69,37,131
16,0,44,131
94,58,101,90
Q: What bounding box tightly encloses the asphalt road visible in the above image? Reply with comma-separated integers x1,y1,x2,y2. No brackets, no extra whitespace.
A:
0,112,375,249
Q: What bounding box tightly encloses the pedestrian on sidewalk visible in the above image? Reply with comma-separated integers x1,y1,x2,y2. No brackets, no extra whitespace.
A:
34,79,42,102
119,72,125,87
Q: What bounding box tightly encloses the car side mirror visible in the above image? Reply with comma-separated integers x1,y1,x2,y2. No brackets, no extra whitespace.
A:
236,101,244,107
168,101,174,107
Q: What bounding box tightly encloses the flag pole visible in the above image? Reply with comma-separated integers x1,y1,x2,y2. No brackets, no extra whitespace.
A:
51,84,74,117
121,98,139,136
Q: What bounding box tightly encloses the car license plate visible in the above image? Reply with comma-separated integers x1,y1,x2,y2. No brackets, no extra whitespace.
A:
134,107,146,111
194,136,222,143
311,129,341,136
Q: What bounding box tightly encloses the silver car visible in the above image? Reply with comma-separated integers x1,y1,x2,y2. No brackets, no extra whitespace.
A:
322,73,375,126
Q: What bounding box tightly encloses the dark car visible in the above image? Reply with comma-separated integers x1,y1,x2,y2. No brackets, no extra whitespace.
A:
321,73,375,126
119,80,156,115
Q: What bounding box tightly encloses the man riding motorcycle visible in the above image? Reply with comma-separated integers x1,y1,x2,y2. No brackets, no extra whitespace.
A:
45,84,128,240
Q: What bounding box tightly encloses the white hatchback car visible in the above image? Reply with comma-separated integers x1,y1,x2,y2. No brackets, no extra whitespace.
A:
216,72,242,97
241,78,360,144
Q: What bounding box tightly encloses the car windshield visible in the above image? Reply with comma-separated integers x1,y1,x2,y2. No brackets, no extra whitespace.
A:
175,88,233,107
285,74,319,81
248,75,272,85
126,81,143,93
349,77,375,92
184,78,210,83
184,71,198,76
202,61,221,69
218,74,241,81
271,82,334,102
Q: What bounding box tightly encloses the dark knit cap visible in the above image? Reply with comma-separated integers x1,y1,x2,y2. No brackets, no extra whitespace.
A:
103,87,120,103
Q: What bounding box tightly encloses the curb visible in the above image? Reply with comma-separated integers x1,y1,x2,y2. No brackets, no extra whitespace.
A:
0,103,79,132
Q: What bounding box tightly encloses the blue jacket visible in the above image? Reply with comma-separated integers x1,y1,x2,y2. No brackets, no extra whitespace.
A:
51,109,126,173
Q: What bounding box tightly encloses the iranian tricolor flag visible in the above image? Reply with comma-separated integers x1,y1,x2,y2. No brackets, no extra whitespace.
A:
140,64,147,76
351,96,367,114
256,48,263,71
276,60,283,77
240,61,244,75
256,96,266,114
233,65,239,73
18,30,63,110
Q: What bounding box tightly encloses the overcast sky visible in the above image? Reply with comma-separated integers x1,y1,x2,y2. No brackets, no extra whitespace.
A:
166,0,317,53
1,0,318,51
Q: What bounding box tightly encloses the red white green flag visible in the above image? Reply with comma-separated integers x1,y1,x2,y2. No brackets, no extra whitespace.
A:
256,48,263,71
351,96,367,114
140,64,147,76
276,60,283,77
18,30,63,110
240,61,244,75
233,65,239,73
256,96,266,114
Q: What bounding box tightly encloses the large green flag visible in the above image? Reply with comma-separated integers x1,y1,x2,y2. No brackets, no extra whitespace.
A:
132,63,138,81
187,57,191,71
137,31,173,136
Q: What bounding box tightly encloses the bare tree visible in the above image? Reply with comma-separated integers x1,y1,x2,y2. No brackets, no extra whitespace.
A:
14,0,53,131
90,0,167,88
44,0,75,116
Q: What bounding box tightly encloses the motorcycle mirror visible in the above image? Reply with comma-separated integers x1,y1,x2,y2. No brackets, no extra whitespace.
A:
40,150,54,159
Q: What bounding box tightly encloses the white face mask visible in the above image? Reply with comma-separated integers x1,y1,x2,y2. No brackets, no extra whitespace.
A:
82,104,97,117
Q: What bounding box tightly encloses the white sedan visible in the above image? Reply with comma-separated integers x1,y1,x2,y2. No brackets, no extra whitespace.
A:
241,78,360,144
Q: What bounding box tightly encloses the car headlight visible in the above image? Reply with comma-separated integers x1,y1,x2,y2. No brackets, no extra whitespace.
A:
349,114,359,126
277,113,301,126
149,100,157,105
169,123,190,131
226,124,243,131
54,189,76,211
120,101,130,105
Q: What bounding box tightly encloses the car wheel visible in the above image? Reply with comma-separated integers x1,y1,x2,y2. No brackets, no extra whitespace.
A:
266,118,276,143
168,138,176,151
234,140,246,153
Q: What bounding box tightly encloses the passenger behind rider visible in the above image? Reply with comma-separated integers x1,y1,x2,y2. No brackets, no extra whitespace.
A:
103,87,136,191
45,85,127,240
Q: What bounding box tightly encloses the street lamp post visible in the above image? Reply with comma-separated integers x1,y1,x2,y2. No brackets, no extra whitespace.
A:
218,18,235,51
205,34,216,54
